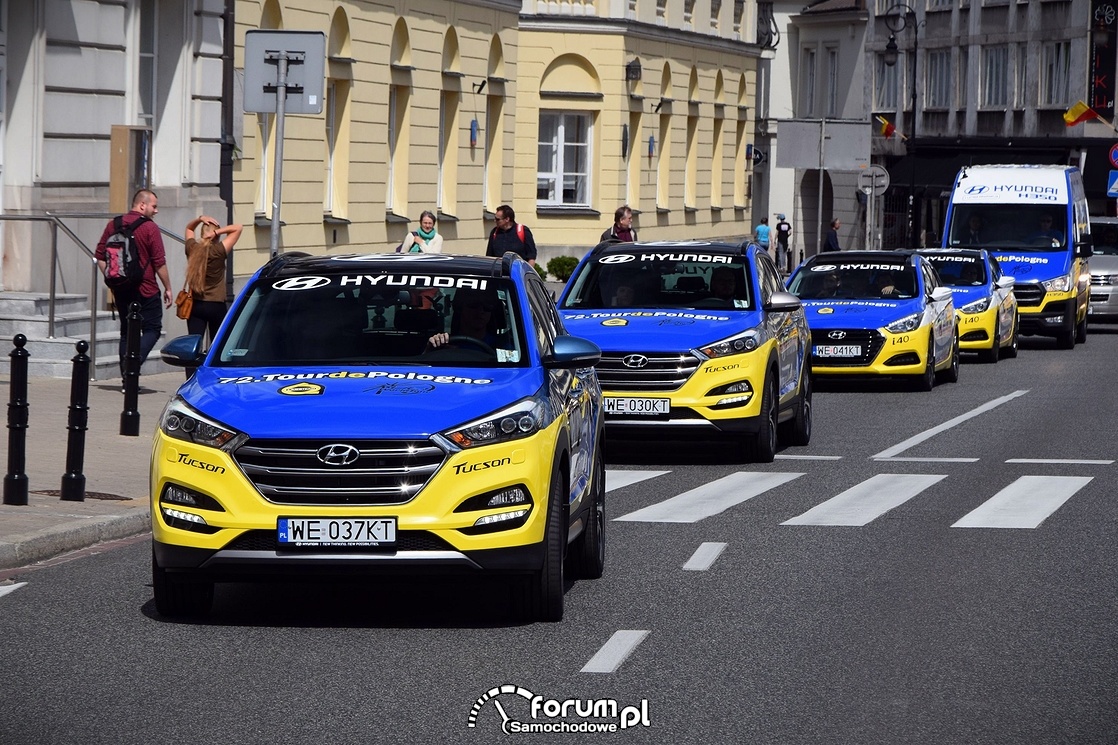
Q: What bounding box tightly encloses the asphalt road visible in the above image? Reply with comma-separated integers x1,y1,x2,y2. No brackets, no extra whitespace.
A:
1,326,1117,744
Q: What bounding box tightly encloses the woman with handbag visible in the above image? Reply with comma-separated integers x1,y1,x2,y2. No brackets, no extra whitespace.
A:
398,210,443,253
182,215,242,358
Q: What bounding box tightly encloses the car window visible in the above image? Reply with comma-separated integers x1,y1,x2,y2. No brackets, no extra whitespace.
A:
213,275,527,367
562,251,753,310
788,261,916,300
525,274,560,357
923,254,987,287
755,252,782,304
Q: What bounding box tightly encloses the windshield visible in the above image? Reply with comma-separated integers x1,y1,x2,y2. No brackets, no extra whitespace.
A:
946,204,1066,251
562,252,753,311
212,276,526,367
922,254,988,287
1090,223,1118,255
788,261,917,300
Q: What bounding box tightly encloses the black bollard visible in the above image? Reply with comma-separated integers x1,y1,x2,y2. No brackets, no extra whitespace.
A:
60,340,90,502
120,301,141,436
4,334,29,506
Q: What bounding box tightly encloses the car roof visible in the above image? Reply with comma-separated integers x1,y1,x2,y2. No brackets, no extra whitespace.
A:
805,250,920,265
255,252,516,281
916,247,989,260
588,239,747,258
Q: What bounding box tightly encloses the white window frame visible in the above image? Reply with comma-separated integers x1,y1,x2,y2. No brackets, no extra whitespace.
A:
1040,40,1070,107
802,48,816,117
875,54,898,110
925,49,951,109
536,111,592,207
826,48,838,117
981,45,1010,108
387,87,397,210
324,80,336,213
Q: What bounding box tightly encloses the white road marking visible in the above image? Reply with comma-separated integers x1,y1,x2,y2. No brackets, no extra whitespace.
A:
781,473,947,526
1005,458,1114,465
606,470,669,493
614,472,804,523
775,454,844,460
951,475,1093,529
0,582,27,599
682,542,728,571
876,457,980,463
871,390,1029,459
581,630,650,673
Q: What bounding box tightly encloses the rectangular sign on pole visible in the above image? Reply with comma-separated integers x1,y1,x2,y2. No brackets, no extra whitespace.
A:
244,31,326,115
774,119,871,170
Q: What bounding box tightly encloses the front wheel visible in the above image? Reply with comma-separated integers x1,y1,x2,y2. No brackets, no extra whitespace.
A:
1075,305,1088,344
1056,301,1076,349
568,449,605,580
741,375,777,463
915,338,936,392
936,332,960,384
778,365,812,447
977,316,1000,364
1001,313,1019,359
522,466,566,622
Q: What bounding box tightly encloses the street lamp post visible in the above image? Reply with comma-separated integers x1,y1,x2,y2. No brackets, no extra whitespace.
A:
883,4,920,247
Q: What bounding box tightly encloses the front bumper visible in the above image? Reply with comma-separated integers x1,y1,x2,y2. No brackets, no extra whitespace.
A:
810,325,932,377
1089,276,1118,320
956,306,998,352
1015,286,1084,336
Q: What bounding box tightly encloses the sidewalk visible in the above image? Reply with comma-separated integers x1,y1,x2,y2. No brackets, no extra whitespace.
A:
0,370,184,570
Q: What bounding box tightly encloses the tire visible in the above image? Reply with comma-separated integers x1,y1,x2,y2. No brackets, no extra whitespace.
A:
1056,301,1076,349
525,465,566,622
1001,313,1019,359
915,338,936,392
977,316,1000,364
568,448,605,580
152,548,213,618
743,374,777,463
778,364,812,447
1075,305,1088,344
936,332,960,384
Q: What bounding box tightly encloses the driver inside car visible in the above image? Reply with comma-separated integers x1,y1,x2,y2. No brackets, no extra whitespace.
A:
426,287,503,353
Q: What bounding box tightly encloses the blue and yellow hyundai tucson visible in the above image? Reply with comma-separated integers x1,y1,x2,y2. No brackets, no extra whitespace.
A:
151,252,603,621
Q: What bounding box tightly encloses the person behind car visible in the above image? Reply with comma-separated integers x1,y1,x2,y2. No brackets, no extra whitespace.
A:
426,288,502,351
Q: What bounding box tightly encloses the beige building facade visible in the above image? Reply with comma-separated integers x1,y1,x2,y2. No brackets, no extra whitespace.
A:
233,0,770,275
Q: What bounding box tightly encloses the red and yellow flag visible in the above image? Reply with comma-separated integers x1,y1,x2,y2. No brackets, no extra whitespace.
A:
877,115,896,138
1063,100,1101,127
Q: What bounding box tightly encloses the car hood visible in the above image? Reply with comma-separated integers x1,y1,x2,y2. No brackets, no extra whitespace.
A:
944,286,990,305
988,250,1071,281
1089,254,1118,274
558,308,758,352
178,365,543,439
799,298,924,329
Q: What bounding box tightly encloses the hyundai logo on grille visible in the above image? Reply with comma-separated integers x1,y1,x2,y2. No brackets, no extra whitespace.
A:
622,354,650,368
316,444,361,466
828,330,847,340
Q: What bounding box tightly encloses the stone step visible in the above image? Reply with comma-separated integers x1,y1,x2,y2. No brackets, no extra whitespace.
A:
0,292,97,316
0,334,177,379
0,310,120,339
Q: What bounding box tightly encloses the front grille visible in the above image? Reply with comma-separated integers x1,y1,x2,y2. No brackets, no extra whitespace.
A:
810,329,885,367
1012,282,1044,307
1092,274,1117,286
596,352,702,391
233,438,446,506
223,529,455,552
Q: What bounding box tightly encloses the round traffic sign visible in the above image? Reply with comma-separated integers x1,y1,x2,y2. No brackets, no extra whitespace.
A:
1109,143,1118,169
857,164,891,197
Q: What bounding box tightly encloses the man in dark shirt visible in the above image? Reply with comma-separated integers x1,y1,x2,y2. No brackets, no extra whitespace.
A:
486,204,537,266
95,189,173,383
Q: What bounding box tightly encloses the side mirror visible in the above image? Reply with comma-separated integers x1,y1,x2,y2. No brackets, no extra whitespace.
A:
1076,236,1093,258
764,290,803,312
930,286,954,303
994,275,1015,290
544,335,602,369
159,334,207,368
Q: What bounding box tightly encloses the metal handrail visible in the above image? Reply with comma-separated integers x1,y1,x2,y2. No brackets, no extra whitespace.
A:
0,211,186,380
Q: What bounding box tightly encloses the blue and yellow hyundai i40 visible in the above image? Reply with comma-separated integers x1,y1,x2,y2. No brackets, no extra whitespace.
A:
917,248,1019,363
557,241,812,462
785,251,960,390
151,252,604,622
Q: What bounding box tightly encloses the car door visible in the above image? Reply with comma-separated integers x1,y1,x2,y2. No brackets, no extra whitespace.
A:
526,275,595,511
922,261,954,363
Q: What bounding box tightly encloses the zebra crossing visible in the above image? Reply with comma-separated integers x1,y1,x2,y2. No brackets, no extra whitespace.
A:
607,469,1097,529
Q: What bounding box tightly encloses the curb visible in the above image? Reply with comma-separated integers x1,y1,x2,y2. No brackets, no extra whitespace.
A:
0,508,151,571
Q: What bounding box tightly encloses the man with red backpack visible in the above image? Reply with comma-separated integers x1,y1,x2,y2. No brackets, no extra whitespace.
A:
485,204,537,266
95,188,173,385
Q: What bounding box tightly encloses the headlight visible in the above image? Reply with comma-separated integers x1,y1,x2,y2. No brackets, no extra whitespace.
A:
159,397,244,451
442,394,553,449
885,313,921,334
959,297,991,314
1042,272,1074,293
698,328,762,359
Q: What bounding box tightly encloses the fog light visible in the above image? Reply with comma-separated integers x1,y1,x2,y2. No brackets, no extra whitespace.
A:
161,507,209,526
1044,315,1064,324
474,508,529,527
487,487,529,508
163,484,199,507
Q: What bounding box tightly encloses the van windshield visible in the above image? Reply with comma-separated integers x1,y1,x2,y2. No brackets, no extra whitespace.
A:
947,205,1066,251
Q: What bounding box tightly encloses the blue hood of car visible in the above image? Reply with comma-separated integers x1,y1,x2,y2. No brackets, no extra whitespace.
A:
799,298,923,330
558,308,756,352
988,250,1070,282
178,365,543,439
945,285,989,305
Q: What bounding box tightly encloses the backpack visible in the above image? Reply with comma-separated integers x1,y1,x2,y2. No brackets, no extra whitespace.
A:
489,223,526,245
102,215,150,290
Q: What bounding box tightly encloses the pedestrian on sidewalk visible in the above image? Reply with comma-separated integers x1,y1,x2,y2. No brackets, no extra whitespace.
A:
486,204,537,266
601,205,637,243
398,210,444,253
774,213,792,274
183,215,242,360
95,189,173,384
753,216,771,255
822,218,842,252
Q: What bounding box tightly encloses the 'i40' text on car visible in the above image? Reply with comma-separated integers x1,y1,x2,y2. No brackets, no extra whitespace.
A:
152,252,604,622
785,251,960,390
557,241,811,462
